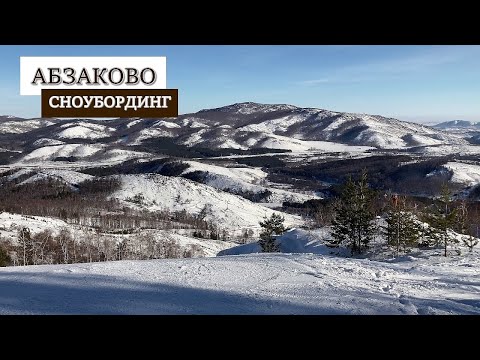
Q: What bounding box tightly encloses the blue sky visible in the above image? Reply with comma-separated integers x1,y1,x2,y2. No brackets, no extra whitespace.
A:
0,45,479,124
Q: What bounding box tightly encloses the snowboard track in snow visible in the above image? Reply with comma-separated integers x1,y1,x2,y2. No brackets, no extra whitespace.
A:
1,253,479,315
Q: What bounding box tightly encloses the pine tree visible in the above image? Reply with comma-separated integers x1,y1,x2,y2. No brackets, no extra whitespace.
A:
384,195,421,256
331,171,376,255
463,236,478,252
424,184,458,257
259,213,285,252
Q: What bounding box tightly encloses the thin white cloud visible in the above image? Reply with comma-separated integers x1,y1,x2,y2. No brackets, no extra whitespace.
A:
298,79,330,86
298,45,480,86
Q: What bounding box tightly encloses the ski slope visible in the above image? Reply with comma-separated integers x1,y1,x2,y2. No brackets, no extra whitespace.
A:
1,251,479,314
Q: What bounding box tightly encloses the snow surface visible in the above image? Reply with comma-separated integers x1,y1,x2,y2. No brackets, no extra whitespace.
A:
126,119,142,128
0,212,236,257
0,119,54,134
239,114,310,133
20,144,105,162
111,174,302,232
153,120,181,129
57,126,111,139
0,212,80,241
18,169,93,186
443,162,480,186
183,161,268,183
181,117,210,128
181,129,209,146
257,134,373,153
1,251,479,314
159,231,235,257
217,139,248,150
414,144,480,156
182,160,318,203
98,149,151,163
32,138,65,147
132,128,176,144
218,228,337,256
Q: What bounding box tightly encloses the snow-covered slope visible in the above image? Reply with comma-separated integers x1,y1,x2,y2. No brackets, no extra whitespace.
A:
56,123,114,139
13,169,94,186
255,133,373,153
411,144,480,157
150,102,466,150
0,212,236,260
442,162,480,186
0,118,55,134
1,251,479,314
20,144,106,162
32,138,65,147
218,228,336,256
0,212,76,241
158,231,235,257
111,174,302,231
434,120,479,129
182,160,319,203
0,103,475,160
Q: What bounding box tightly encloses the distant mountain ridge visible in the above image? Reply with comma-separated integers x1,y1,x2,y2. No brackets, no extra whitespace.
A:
0,102,469,163
434,120,479,129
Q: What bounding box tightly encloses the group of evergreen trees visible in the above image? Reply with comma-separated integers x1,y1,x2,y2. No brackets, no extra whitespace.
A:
330,171,476,257
258,171,478,257
331,172,376,254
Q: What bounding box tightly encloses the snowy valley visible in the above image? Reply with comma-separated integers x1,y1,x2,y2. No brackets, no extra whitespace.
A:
0,103,480,314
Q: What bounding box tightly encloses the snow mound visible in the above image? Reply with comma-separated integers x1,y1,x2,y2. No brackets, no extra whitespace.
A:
218,228,340,256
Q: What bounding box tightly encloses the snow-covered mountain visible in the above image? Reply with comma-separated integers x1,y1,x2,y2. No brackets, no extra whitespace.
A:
434,120,479,129
160,102,466,150
432,120,480,145
0,103,469,161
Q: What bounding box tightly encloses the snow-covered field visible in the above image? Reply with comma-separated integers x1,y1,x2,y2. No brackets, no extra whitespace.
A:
1,251,479,314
